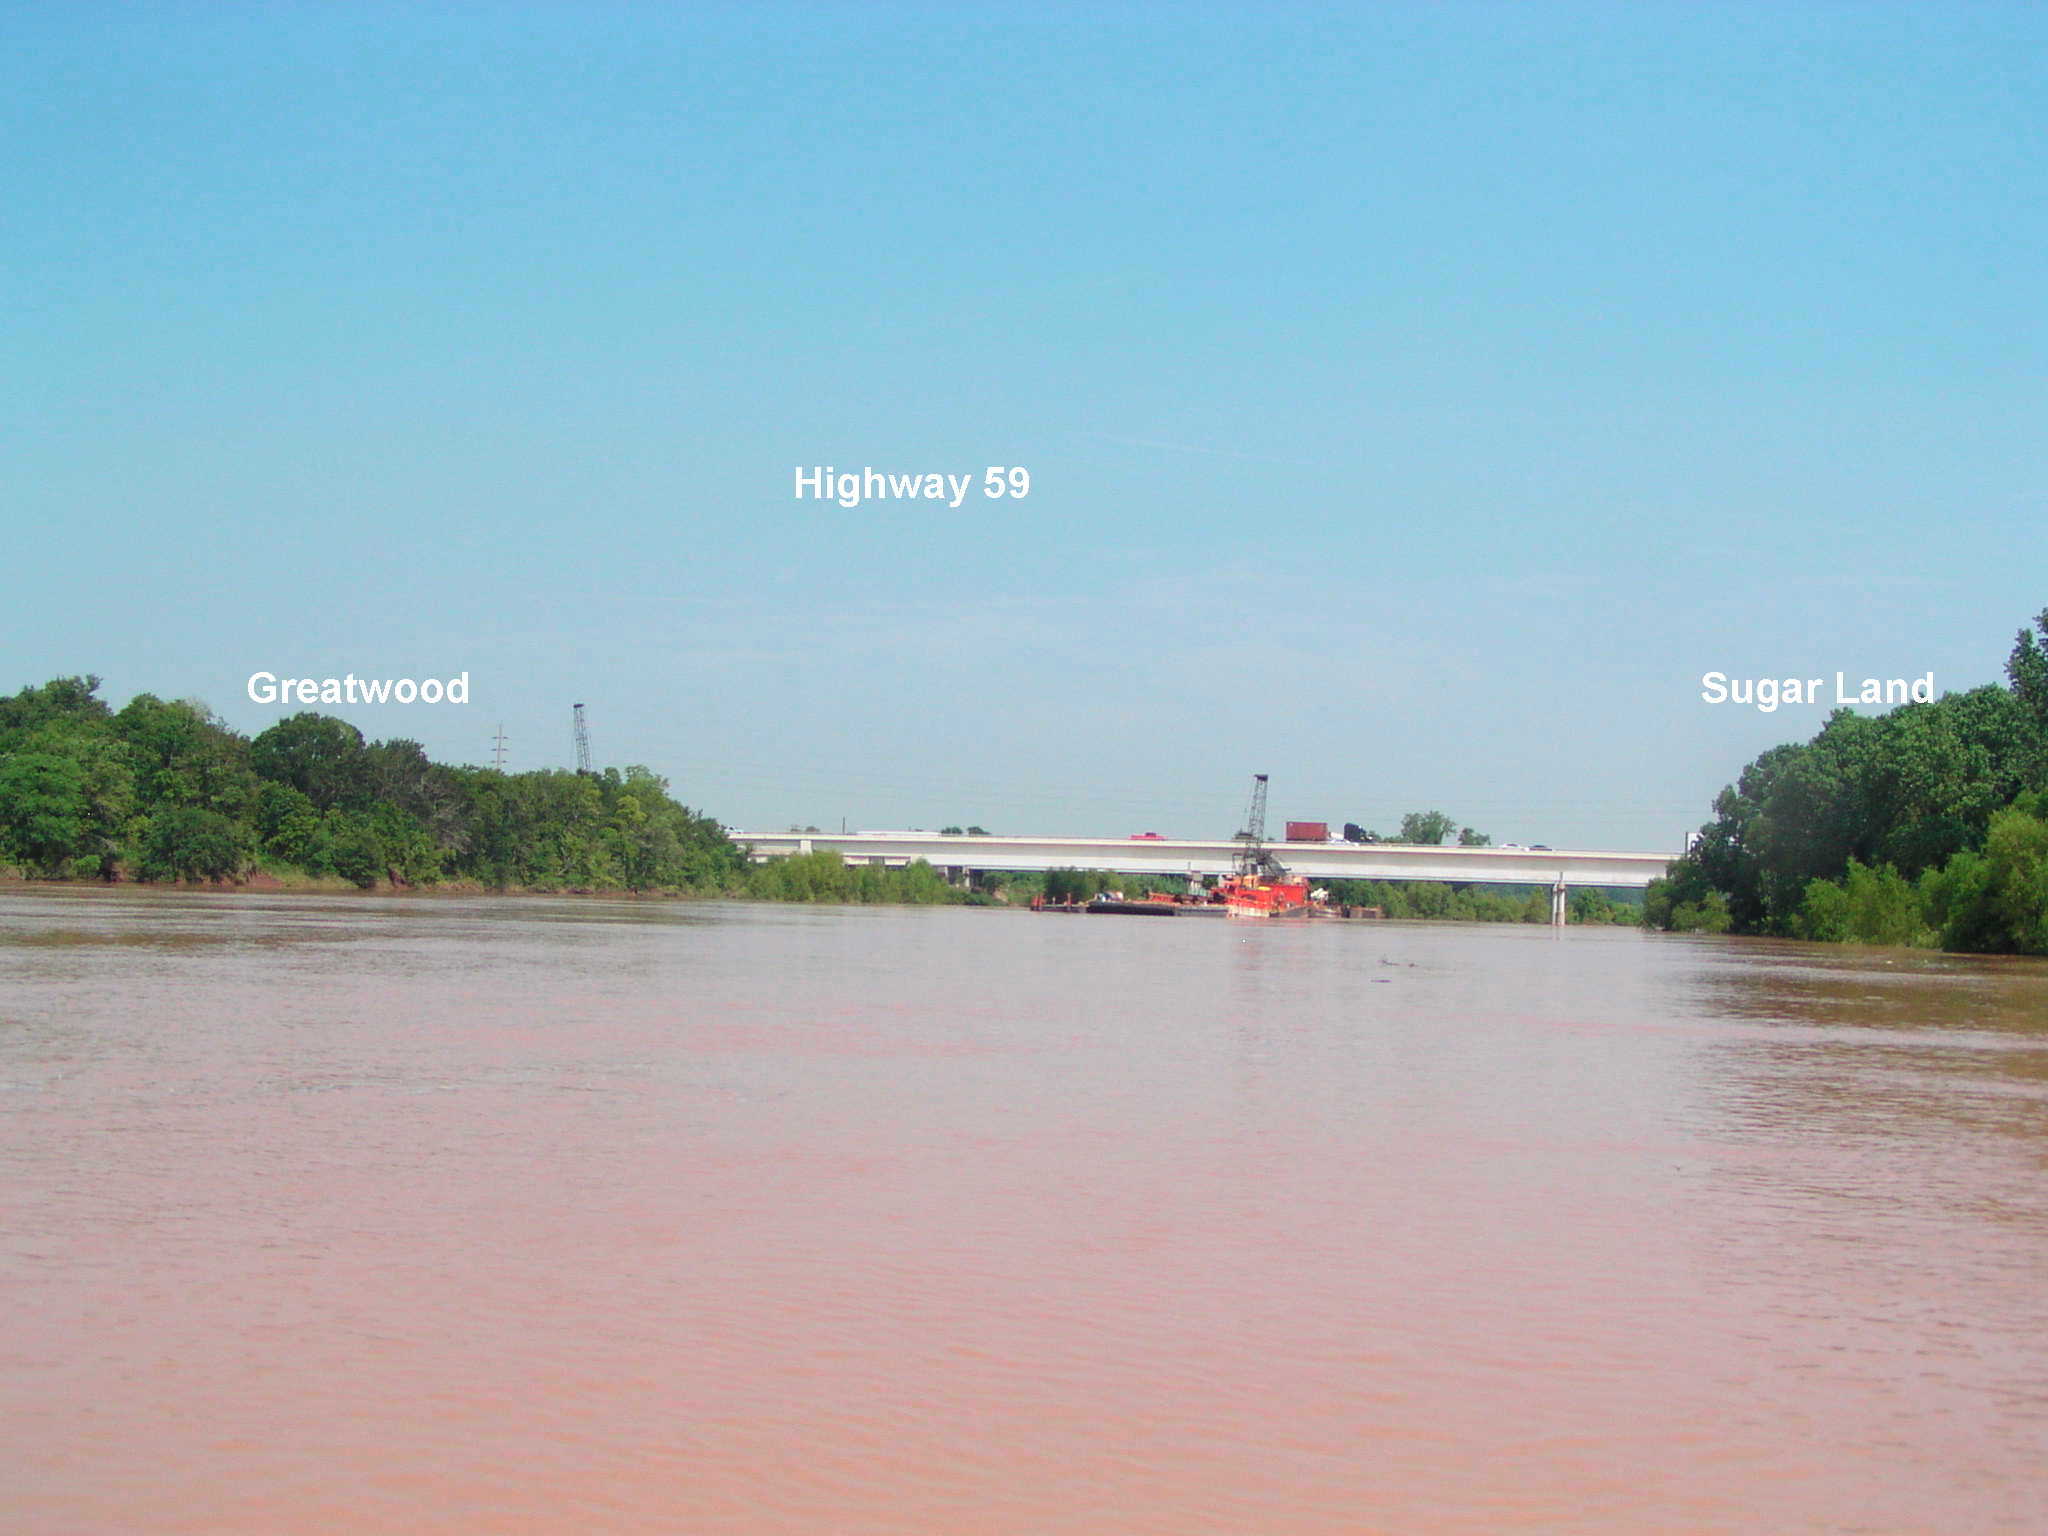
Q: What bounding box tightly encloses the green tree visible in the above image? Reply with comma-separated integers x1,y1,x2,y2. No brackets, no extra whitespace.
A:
1667,891,1733,933
1568,888,1633,924
361,738,472,857
319,809,384,889
1837,860,1928,947
1404,881,1454,917
1,675,752,895
4,717,139,876
0,675,112,741
113,694,259,822
1862,687,2034,874
1742,711,1879,926
0,753,94,875
1923,798,2048,954
1662,605,2048,947
250,714,368,811
748,849,963,904
1794,878,1852,942
369,804,443,886
137,807,249,883
1043,868,1119,903
254,781,323,865
2007,608,2048,743
1396,811,1455,846
1457,827,1491,847
1667,742,1807,932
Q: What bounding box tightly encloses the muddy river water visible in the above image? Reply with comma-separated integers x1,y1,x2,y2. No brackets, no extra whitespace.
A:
5,889,2046,1532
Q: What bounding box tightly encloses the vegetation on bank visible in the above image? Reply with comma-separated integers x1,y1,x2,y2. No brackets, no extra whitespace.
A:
1020,868,1639,924
0,675,1647,920
1326,879,1639,924
38,634,2045,951
1646,608,2048,954
0,677,751,893
746,849,979,905
0,678,1057,905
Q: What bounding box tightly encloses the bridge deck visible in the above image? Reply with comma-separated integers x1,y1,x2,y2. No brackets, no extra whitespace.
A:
733,832,1676,888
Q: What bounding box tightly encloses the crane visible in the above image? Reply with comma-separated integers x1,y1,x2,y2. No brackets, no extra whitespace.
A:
1233,772,1285,878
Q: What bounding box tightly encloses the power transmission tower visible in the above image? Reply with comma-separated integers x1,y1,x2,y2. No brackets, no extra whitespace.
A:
491,724,509,770
572,702,591,775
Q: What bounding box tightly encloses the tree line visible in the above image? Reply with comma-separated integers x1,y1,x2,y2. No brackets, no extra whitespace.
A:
1341,812,1495,847
0,677,1013,904
0,678,1626,918
0,677,765,894
1323,879,1637,924
1646,608,2048,953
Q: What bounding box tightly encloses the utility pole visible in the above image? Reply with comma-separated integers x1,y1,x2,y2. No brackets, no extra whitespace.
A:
572,702,591,775
491,724,509,770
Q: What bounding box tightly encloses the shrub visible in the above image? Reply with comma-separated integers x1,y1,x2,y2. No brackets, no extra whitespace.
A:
1667,892,1733,933
1795,878,1851,942
137,807,248,883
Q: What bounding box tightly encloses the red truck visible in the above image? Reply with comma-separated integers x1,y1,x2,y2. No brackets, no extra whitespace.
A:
1284,821,1330,842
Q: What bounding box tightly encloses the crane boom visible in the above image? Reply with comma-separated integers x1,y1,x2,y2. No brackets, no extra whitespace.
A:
1234,773,1284,877
1241,772,1268,845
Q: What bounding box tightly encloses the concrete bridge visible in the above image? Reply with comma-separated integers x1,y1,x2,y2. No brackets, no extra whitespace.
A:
732,830,1678,922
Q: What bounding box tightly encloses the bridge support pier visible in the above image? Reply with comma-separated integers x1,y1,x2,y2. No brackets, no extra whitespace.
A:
1550,877,1568,928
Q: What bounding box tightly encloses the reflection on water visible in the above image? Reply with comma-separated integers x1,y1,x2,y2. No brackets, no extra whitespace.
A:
4,888,2047,1533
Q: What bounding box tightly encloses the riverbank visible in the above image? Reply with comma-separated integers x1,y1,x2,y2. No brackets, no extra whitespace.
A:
0,872,1650,928
0,867,994,906
0,872,727,901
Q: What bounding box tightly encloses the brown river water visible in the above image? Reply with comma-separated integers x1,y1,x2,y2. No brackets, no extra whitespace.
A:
4,888,2047,1533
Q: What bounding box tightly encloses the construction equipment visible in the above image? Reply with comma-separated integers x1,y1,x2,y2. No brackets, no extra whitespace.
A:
572,703,591,775
1233,773,1285,878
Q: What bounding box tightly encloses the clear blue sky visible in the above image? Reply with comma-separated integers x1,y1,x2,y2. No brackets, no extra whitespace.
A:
6,4,2042,848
